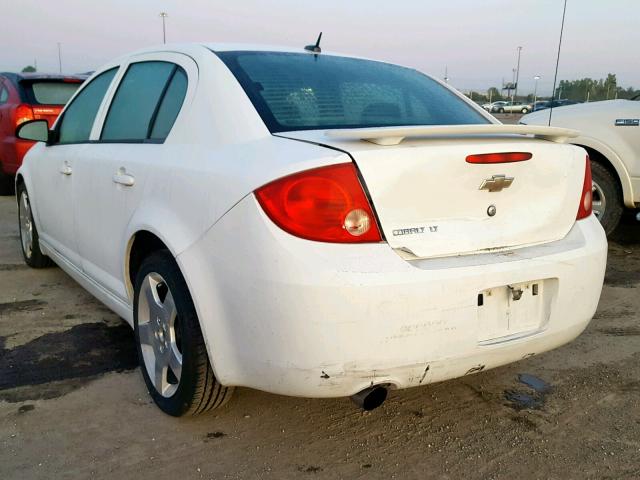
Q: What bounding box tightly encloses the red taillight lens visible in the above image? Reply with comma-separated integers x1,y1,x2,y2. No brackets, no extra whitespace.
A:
255,163,382,243
466,152,532,164
576,155,593,220
14,104,35,128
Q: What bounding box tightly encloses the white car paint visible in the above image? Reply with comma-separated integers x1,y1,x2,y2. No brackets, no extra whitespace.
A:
522,99,640,208
18,43,607,400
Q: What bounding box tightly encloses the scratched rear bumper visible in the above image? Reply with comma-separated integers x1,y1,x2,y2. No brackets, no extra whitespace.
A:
178,195,607,398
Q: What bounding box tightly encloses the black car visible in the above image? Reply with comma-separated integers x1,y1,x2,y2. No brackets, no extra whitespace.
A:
533,99,578,111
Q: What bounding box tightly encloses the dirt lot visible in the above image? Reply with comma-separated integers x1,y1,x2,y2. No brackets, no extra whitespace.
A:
0,195,639,480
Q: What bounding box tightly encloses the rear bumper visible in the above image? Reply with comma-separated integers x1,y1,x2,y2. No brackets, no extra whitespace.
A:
178,195,607,398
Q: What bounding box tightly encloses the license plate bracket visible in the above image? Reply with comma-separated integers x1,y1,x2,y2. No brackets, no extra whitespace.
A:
477,279,553,342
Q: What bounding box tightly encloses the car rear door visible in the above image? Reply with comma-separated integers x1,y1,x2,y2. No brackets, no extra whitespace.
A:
72,53,195,302
29,68,118,267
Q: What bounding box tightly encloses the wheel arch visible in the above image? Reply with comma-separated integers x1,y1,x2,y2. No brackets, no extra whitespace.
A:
14,171,44,232
125,227,226,386
14,172,25,198
573,137,635,208
125,229,178,302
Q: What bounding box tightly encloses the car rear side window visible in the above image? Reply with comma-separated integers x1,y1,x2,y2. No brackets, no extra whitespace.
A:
0,85,8,104
218,51,489,133
149,68,188,140
58,68,117,144
28,81,81,105
101,61,186,142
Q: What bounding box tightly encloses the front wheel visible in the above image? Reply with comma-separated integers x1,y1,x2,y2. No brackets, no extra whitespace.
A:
17,183,52,268
134,250,233,416
521,108,529,113
498,108,505,113
590,161,623,235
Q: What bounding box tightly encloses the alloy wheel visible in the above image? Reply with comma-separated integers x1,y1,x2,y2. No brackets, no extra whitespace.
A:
592,180,606,220
137,272,183,398
18,191,33,259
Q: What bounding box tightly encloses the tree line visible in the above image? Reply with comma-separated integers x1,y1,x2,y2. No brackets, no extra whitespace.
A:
465,74,638,103
555,74,638,101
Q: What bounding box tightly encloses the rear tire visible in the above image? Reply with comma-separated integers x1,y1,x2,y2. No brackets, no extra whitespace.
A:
133,250,233,416
521,108,529,113
590,161,623,235
0,170,15,196
17,183,52,268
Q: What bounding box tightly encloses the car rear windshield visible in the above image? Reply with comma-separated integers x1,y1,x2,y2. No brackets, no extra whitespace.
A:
217,51,489,133
25,81,82,105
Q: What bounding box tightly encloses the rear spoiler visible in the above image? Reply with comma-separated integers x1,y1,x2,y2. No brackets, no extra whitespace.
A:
325,124,580,146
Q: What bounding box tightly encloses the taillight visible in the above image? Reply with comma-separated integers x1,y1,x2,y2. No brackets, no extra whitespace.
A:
576,155,593,220
255,163,382,243
14,104,35,128
466,152,532,164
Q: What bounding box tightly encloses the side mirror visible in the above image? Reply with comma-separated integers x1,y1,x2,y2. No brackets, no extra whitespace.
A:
16,119,50,143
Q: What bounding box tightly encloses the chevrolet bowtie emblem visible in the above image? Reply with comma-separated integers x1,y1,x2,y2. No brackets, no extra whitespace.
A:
479,174,514,192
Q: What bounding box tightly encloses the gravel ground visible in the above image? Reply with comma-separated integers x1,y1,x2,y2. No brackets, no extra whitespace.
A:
0,195,639,480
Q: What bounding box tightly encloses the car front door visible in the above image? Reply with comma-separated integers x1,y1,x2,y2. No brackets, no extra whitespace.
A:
617,101,640,177
30,68,118,268
72,53,194,302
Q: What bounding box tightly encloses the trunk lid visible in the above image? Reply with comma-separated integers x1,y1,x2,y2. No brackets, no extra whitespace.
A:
279,128,585,259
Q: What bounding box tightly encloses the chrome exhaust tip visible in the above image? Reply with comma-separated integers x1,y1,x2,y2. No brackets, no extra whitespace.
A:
351,385,388,411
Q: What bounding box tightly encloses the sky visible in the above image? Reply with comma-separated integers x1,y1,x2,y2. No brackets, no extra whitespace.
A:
1,0,638,96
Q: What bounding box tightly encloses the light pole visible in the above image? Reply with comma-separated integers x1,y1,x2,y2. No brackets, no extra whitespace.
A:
57,42,62,73
533,75,541,107
159,12,168,44
514,46,523,101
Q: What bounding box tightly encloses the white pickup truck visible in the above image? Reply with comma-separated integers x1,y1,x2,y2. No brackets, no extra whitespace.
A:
522,97,640,234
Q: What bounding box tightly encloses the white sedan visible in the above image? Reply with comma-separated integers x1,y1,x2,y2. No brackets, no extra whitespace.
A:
15,44,607,416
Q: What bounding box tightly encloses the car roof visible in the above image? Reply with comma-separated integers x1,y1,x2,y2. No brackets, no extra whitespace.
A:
118,42,377,64
205,43,317,53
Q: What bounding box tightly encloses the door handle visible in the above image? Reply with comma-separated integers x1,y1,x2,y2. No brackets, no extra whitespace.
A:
59,161,72,175
113,167,135,187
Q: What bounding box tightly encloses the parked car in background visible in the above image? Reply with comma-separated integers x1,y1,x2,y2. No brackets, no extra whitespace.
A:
522,96,640,234
483,100,508,112
491,101,533,114
533,101,550,111
0,72,86,194
533,99,578,111
15,44,606,416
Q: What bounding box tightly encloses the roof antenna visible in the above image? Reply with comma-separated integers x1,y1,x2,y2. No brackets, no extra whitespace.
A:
305,32,323,53
548,0,568,126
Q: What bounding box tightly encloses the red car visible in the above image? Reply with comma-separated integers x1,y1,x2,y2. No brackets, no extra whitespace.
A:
0,72,86,194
